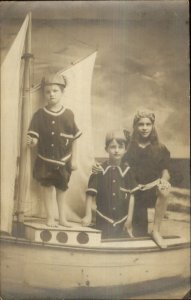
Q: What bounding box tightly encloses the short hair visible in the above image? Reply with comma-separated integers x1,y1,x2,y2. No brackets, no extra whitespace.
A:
105,129,130,149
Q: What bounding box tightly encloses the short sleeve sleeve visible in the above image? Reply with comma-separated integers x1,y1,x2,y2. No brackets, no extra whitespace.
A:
86,174,98,196
124,168,138,191
159,145,171,171
27,112,40,139
71,111,82,140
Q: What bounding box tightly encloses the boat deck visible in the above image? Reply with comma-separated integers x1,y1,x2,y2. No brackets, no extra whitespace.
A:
9,217,190,252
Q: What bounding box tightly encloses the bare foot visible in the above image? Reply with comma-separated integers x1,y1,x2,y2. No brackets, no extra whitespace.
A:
127,228,134,238
81,216,92,227
59,220,72,228
68,214,82,223
151,230,167,249
123,222,134,238
46,218,58,227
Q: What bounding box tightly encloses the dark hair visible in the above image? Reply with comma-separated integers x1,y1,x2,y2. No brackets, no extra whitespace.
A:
129,124,160,150
105,138,128,150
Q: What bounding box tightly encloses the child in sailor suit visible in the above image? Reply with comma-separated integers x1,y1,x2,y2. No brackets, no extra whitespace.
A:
29,106,81,189
82,130,138,239
27,73,82,227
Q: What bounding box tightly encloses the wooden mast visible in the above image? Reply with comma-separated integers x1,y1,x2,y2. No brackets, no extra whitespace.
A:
17,12,33,223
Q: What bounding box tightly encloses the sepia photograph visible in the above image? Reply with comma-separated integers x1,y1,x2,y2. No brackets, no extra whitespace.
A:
0,1,190,299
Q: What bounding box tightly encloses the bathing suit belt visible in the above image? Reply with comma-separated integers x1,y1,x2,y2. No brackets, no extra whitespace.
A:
96,210,128,227
120,178,161,193
96,179,160,227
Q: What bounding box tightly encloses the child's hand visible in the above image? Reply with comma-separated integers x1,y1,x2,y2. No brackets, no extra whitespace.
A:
81,215,92,227
123,219,134,238
158,179,171,191
92,162,102,174
26,135,38,147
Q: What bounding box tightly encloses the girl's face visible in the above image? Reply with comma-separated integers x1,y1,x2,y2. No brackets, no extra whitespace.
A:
137,117,153,139
44,84,63,107
106,139,126,163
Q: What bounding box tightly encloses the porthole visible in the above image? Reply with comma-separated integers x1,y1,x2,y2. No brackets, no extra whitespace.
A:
77,232,89,244
56,232,68,243
40,230,52,242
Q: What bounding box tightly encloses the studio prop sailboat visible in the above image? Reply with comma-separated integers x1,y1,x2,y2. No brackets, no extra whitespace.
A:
0,13,190,299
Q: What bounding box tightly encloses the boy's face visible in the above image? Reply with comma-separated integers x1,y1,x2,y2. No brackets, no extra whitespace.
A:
137,117,153,139
106,139,126,162
44,84,63,107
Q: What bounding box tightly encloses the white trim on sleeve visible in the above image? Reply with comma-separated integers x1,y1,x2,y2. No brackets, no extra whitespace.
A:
27,131,39,138
73,130,82,139
86,188,98,194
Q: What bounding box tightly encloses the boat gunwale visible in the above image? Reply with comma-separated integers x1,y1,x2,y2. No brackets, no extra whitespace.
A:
0,235,190,254
23,223,101,233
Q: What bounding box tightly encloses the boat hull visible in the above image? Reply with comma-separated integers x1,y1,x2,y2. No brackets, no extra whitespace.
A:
1,236,190,299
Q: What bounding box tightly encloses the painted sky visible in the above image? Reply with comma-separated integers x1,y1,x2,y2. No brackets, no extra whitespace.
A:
1,1,189,158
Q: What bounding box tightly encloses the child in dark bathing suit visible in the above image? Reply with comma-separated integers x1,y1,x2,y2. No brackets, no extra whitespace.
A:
82,129,138,239
92,111,171,248
27,73,82,227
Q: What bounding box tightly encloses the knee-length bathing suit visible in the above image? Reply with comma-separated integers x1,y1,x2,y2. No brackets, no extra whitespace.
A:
86,160,138,239
28,106,82,191
124,143,170,236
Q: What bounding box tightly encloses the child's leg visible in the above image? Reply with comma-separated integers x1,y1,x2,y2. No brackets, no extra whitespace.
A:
41,185,57,227
123,195,134,238
81,194,94,226
151,189,169,248
56,189,72,227
67,208,82,223
132,196,148,237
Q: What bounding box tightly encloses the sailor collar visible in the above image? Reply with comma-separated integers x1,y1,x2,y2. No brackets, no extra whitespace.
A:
43,105,66,116
100,161,130,177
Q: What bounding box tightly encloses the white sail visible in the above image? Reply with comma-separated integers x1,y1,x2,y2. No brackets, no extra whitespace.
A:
1,15,29,233
25,52,97,219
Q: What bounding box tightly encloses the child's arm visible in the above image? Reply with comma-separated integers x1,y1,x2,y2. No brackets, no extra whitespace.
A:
81,194,95,226
27,112,39,148
70,139,78,170
123,194,134,238
161,169,170,181
159,145,171,188
92,162,102,174
159,169,171,194
26,135,38,147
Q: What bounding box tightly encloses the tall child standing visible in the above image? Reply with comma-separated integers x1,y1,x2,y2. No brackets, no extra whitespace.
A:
27,73,82,227
82,130,138,239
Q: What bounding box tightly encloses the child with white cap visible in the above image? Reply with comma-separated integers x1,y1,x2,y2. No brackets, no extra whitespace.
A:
27,73,82,227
